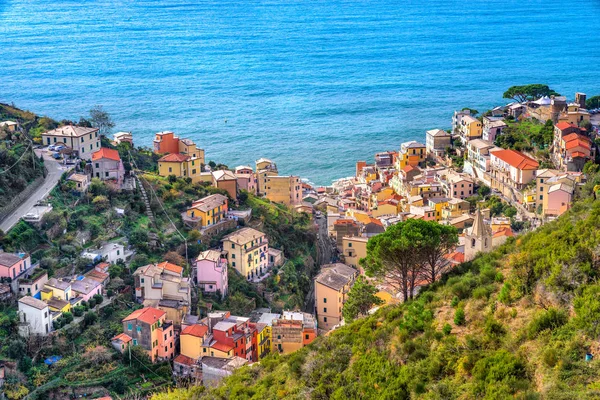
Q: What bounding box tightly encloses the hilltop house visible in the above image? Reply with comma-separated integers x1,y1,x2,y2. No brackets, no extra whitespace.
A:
18,296,52,337
91,148,125,185
42,125,100,160
272,311,317,354
153,131,205,164
182,194,228,229
195,250,228,299
158,153,203,183
221,228,269,280
314,263,358,331
426,129,452,158
116,307,175,362
0,252,31,280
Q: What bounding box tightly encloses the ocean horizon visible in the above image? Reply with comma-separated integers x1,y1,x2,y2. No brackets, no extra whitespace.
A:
2,0,600,185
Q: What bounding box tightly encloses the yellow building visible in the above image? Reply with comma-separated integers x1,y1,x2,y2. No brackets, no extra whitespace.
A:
255,158,278,196
427,197,449,221
375,187,395,202
345,208,371,224
183,194,228,228
372,199,400,218
180,324,209,360
255,323,272,361
46,298,71,313
158,153,203,183
263,175,301,206
441,198,470,220
458,115,483,143
558,103,590,126
44,278,72,301
397,141,426,169
341,236,368,268
314,263,358,331
221,227,269,280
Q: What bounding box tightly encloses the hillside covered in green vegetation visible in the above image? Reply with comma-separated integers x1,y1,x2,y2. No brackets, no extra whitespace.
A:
154,173,600,399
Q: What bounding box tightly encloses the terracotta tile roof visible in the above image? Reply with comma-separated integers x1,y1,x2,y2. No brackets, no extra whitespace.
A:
490,149,539,170
493,227,514,238
368,217,383,226
157,261,183,274
122,307,165,325
111,333,132,343
211,341,234,353
159,153,190,163
445,251,465,264
565,139,591,150
571,151,588,158
402,165,417,173
555,121,576,131
92,147,120,162
174,354,196,366
85,269,109,282
181,324,208,338
334,219,358,226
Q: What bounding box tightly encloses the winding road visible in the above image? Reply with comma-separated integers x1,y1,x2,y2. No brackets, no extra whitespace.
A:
0,150,68,233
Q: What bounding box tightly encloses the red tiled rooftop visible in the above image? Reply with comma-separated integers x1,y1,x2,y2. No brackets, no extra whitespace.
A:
490,149,539,170
211,341,234,353
159,153,190,163
111,333,132,343
174,354,196,366
157,261,183,274
122,307,166,325
493,227,514,238
181,324,208,338
334,219,358,226
92,147,121,162
555,121,577,131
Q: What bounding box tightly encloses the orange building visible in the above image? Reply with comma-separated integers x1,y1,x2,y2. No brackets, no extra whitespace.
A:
120,307,175,362
271,311,317,354
153,131,205,165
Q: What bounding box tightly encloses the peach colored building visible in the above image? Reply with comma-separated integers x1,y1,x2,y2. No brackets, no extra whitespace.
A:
120,307,175,362
212,170,238,200
314,263,358,331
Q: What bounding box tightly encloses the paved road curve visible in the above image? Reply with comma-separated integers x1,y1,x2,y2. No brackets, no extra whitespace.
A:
0,150,67,233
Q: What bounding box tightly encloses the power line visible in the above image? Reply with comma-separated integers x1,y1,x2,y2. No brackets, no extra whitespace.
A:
127,150,189,264
0,142,32,174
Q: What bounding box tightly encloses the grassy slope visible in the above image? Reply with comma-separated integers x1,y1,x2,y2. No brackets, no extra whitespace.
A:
154,193,600,399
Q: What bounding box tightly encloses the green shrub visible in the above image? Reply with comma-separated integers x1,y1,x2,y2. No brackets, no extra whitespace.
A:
73,306,84,317
542,348,559,368
451,296,459,308
498,282,512,305
87,298,96,308
454,308,466,326
62,312,74,324
93,294,104,304
528,308,568,339
442,323,452,335
472,285,493,300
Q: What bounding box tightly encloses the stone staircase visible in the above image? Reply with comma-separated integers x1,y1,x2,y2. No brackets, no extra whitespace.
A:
135,175,155,224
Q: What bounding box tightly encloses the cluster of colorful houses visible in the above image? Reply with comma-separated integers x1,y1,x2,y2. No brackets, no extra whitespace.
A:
4,91,598,388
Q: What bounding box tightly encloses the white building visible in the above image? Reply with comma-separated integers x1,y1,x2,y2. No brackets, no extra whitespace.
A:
41,125,100,160
18,296,52,336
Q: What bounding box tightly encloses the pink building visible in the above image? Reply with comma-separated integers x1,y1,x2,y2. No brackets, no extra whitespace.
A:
235,166,257,194
0,253,31,280
545,183,573,217
195,250,228,299
71,277,103,302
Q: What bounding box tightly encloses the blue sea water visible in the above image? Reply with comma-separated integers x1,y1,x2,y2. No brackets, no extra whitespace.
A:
1,0,600,185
